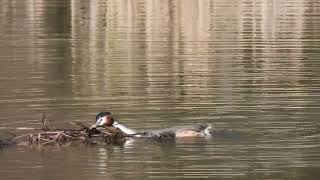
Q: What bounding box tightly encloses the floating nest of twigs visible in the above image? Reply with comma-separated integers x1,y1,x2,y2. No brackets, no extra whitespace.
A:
0,125,127,148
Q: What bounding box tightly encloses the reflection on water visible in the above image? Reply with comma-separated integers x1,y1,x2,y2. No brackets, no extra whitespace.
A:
0,0,320,179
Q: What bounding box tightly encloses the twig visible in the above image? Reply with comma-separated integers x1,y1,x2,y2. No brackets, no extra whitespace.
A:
68,121,90,130
41,114,46,126
12,133,35,141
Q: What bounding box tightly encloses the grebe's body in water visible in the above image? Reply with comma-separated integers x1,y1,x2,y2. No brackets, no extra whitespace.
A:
90,112,212,138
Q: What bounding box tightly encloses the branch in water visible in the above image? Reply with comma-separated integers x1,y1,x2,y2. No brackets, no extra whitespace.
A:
41,114,46,126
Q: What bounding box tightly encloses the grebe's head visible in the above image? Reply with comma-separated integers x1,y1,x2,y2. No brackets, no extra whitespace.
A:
90,112,114,129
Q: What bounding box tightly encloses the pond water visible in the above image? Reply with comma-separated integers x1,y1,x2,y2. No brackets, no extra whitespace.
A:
0,0,320,179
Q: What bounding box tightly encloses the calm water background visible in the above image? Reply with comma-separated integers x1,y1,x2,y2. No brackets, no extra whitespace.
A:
0,0,320,179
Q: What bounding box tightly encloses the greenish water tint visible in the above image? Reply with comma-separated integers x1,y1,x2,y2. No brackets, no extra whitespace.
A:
0,0,320,179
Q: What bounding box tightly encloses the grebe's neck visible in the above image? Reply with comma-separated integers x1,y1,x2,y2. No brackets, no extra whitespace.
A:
113,121,137,135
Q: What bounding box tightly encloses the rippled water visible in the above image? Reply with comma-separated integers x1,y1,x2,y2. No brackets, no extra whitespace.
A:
0,0,320,179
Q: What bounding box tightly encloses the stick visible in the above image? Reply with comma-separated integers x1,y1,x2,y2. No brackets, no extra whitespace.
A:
41,114,46,126
68,122,90,130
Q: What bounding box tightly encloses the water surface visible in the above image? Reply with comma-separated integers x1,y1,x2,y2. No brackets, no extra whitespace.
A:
0,0,320,179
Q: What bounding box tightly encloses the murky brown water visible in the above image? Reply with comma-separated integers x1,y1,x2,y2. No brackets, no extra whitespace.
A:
0,0,320,179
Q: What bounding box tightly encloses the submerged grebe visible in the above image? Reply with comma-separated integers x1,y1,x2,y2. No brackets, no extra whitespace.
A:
90,112,212,138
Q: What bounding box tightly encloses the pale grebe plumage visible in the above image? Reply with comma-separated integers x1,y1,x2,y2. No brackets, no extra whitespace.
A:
90,112,212,138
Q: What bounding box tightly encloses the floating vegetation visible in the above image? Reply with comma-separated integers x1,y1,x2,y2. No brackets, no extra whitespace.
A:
0,139,13,148
0,127,127,148
0,116,127,148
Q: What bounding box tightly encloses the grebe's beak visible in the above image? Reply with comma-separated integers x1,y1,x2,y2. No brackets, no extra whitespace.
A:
90,116,107,129
90,122,99,129
90,119,102,129
90,124,97,129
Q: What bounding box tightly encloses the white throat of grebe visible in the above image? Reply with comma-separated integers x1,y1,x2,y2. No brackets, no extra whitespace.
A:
112,121,137,135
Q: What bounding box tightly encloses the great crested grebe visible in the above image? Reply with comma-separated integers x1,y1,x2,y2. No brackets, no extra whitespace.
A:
90,112,212,138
